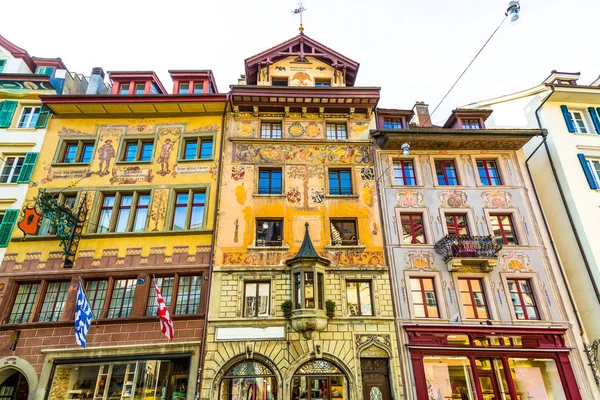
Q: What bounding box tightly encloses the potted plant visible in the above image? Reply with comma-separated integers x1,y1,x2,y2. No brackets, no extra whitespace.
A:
325,300,336,318
281,300,293,318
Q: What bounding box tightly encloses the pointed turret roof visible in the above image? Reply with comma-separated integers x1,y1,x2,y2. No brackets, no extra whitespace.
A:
286,223,331,266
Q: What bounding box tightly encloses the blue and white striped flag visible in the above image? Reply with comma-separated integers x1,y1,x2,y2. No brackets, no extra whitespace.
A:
74,283,93,348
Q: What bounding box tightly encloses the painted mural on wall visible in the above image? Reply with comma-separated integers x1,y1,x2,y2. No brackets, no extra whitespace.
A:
403,250,436,270
481,190,513,208
395,190,424,208
222,250,385,266
438,190,469,208
233,143,371,164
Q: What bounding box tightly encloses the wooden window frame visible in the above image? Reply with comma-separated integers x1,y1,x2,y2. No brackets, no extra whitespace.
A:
37,281,70,322
17,106,41,129
460,118,482,129
118,137,155,163
327,168,353,195
146,276,175,316
409,277,440,318
400,213,427,244
445,213,471,236
84,279,109,318
434,159,460,186
7,282,40,324
0,155,25,184
345,280,374,316
38,192,79,236
174,275,203,315
476,159,503,186
506,278,540,321
94,191,152,233
243,281,271,318
293,271,325,310
330,219,358,246
383,118,403,129
169,188,207,231
489,214,519,245
326,122,347,140
177,132,216,161
255,219,284,247
271,77,288,87
257,167,283,195
106,278,138,319
393,160,416,186
260,121,283,139
458,278,490,320
569,110,590,134
315,78,331,87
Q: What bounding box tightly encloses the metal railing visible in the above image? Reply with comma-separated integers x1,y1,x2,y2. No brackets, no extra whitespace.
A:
434,235,502,262
255,239,283,247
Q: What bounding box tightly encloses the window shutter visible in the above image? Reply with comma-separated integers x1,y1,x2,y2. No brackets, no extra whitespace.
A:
0,209,19,248
35,105,52,129
588,107,600,134
560,105,576,133
16,152,39,183
577,153,599,189
0,100,18,128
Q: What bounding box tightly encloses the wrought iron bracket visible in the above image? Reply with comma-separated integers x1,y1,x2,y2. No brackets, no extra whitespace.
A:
584,339,600,385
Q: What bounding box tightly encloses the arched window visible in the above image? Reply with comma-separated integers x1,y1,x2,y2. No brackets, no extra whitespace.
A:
291,360,347,400
220,360,277,400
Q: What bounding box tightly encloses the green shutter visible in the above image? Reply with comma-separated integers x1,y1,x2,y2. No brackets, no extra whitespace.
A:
0,209,19,248
0,100,18,128
35,105,52,129
16,152,39,183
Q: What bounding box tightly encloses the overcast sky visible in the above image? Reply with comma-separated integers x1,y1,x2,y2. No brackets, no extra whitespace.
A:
3,0,599,124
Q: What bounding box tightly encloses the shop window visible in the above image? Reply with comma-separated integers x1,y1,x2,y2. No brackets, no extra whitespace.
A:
383,118,403,129
7,283,39,323
400,213,426,244
59,140,95,164
172,190,206,230
17,106,40,128
461,119,481,129
292,360,347,400
507,279,540,320
489,214,518,245
326,123,347,140
175,275,202,315
346,281,373,316
182,137,213,160
96,191,150,233
244,282,270,317
0,156,24,183
146,277,174,316
107,279,137,318
477,160,502,186
37,281,70,322
393,160,416,186
409,277,439,318
38,193,78,236
423,356,476,400
261,121,282,139
120,138,154,162
256,219,283,247
294,272,324,310
508,358,567,398
458,278,489,319
85,280,108,316
445,214,470,236
435,160,459,185
330,220,358,246
258,168,283,194
220,361,276,400
328,169,353,195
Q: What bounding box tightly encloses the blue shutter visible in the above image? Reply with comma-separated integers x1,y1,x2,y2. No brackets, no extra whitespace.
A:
0,209,19,248
577,153,598,189
561,105,576,133
0,100,18,128
588,107,600,134
16,152,39,183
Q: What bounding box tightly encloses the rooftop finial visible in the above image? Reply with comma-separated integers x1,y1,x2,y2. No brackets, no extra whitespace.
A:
292,2,307,34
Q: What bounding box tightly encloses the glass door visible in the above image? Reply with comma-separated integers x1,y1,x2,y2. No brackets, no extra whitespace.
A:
475,359,511,400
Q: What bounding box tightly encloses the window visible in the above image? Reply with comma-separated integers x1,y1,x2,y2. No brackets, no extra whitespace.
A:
60,140,94,164
489,214,518,245
175,276,202,314
17,107,40,128
36,66,55,76
0,59,5,73
477,160,502,186
507,279,540,320
326,123,347,140
0,156,24,183
291,361,346,400
146,277,174,316
85,280,108,316
256,220,283,246
182,138,213,160
107,279,137,318
260,121,282,139
244,282,270,317
315,79,331,87
258,168,282,194
119,83,130,95
193,83,204,94
38,193,77,236
330,220,358,246
38,281,70,322
96,191,150,233
121,139,154,162
461,119,481,129
8,283,39,323
570,111,589,133
393,160,416,186
294,272,324,309
346,281,373,316
384,118,403,129
410,277,439,318
134,83,145,95
328,169,352,195
400,213,426,244
459,278,489,319
445,214,470,236
179,83,190,94
588,159,600,187
435,160,459,185
172,190,205,230
271,78,288,87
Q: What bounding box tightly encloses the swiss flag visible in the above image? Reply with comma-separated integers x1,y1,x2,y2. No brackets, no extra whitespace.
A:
154,281,174,341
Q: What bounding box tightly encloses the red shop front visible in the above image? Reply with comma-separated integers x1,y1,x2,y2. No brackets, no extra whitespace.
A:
405,325,582,400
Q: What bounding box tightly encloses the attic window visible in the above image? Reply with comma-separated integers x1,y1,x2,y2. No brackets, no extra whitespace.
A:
36,66,55,76
461,119,481,129
315,79,331,87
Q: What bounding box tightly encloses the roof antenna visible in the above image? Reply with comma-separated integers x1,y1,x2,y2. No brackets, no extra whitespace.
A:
292,2,307,34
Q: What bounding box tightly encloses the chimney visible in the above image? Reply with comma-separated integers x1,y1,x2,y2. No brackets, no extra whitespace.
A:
411,101,432,127
85,67,105,95
238,74,247,85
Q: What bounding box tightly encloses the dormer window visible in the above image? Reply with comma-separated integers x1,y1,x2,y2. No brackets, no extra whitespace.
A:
179,83,190,94
384,118,403,129
461,119,481,129
134,83,145,95
119,84,130,95
193,83,204,94
35,66,55,76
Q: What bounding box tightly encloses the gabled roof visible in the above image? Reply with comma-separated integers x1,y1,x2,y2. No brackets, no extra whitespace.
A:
245,33,360,86
0,34,36,72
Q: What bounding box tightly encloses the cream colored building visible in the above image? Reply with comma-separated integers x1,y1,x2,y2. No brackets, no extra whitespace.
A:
467,70,600,388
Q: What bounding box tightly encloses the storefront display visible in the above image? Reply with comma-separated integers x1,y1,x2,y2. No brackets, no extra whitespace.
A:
291,360,347,400
219,361,277,400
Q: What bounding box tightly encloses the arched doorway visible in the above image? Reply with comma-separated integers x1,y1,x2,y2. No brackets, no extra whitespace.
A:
359,345,392,400
291,360,347,400
220,360,277,400
0,370,28,400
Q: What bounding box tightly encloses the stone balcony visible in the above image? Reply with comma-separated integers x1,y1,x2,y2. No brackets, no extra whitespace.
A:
434,235,502,272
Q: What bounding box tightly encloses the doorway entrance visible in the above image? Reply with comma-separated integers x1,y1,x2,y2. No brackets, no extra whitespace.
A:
360,359,391,400
0,370,28,400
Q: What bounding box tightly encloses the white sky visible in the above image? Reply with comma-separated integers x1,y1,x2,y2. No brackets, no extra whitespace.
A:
2,0,599,124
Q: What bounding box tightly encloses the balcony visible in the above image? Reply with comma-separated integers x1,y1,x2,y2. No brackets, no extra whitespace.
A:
434,235,502,272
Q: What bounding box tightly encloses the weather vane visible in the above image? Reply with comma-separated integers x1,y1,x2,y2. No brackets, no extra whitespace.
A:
292,2,307,33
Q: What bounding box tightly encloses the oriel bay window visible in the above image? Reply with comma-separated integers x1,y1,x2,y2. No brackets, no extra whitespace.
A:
256,219,283,246
121,138,154,162
244,282,270,317
172,189,206,230
96,191,151,233
294,271,325,310
107,279,137,318
346,281,373,316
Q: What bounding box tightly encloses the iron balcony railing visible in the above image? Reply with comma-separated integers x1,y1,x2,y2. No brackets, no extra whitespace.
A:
434,235,502,262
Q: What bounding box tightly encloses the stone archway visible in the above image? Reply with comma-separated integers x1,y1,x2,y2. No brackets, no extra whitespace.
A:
287,355,356,400
0,357,38,400
357,345,392,400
